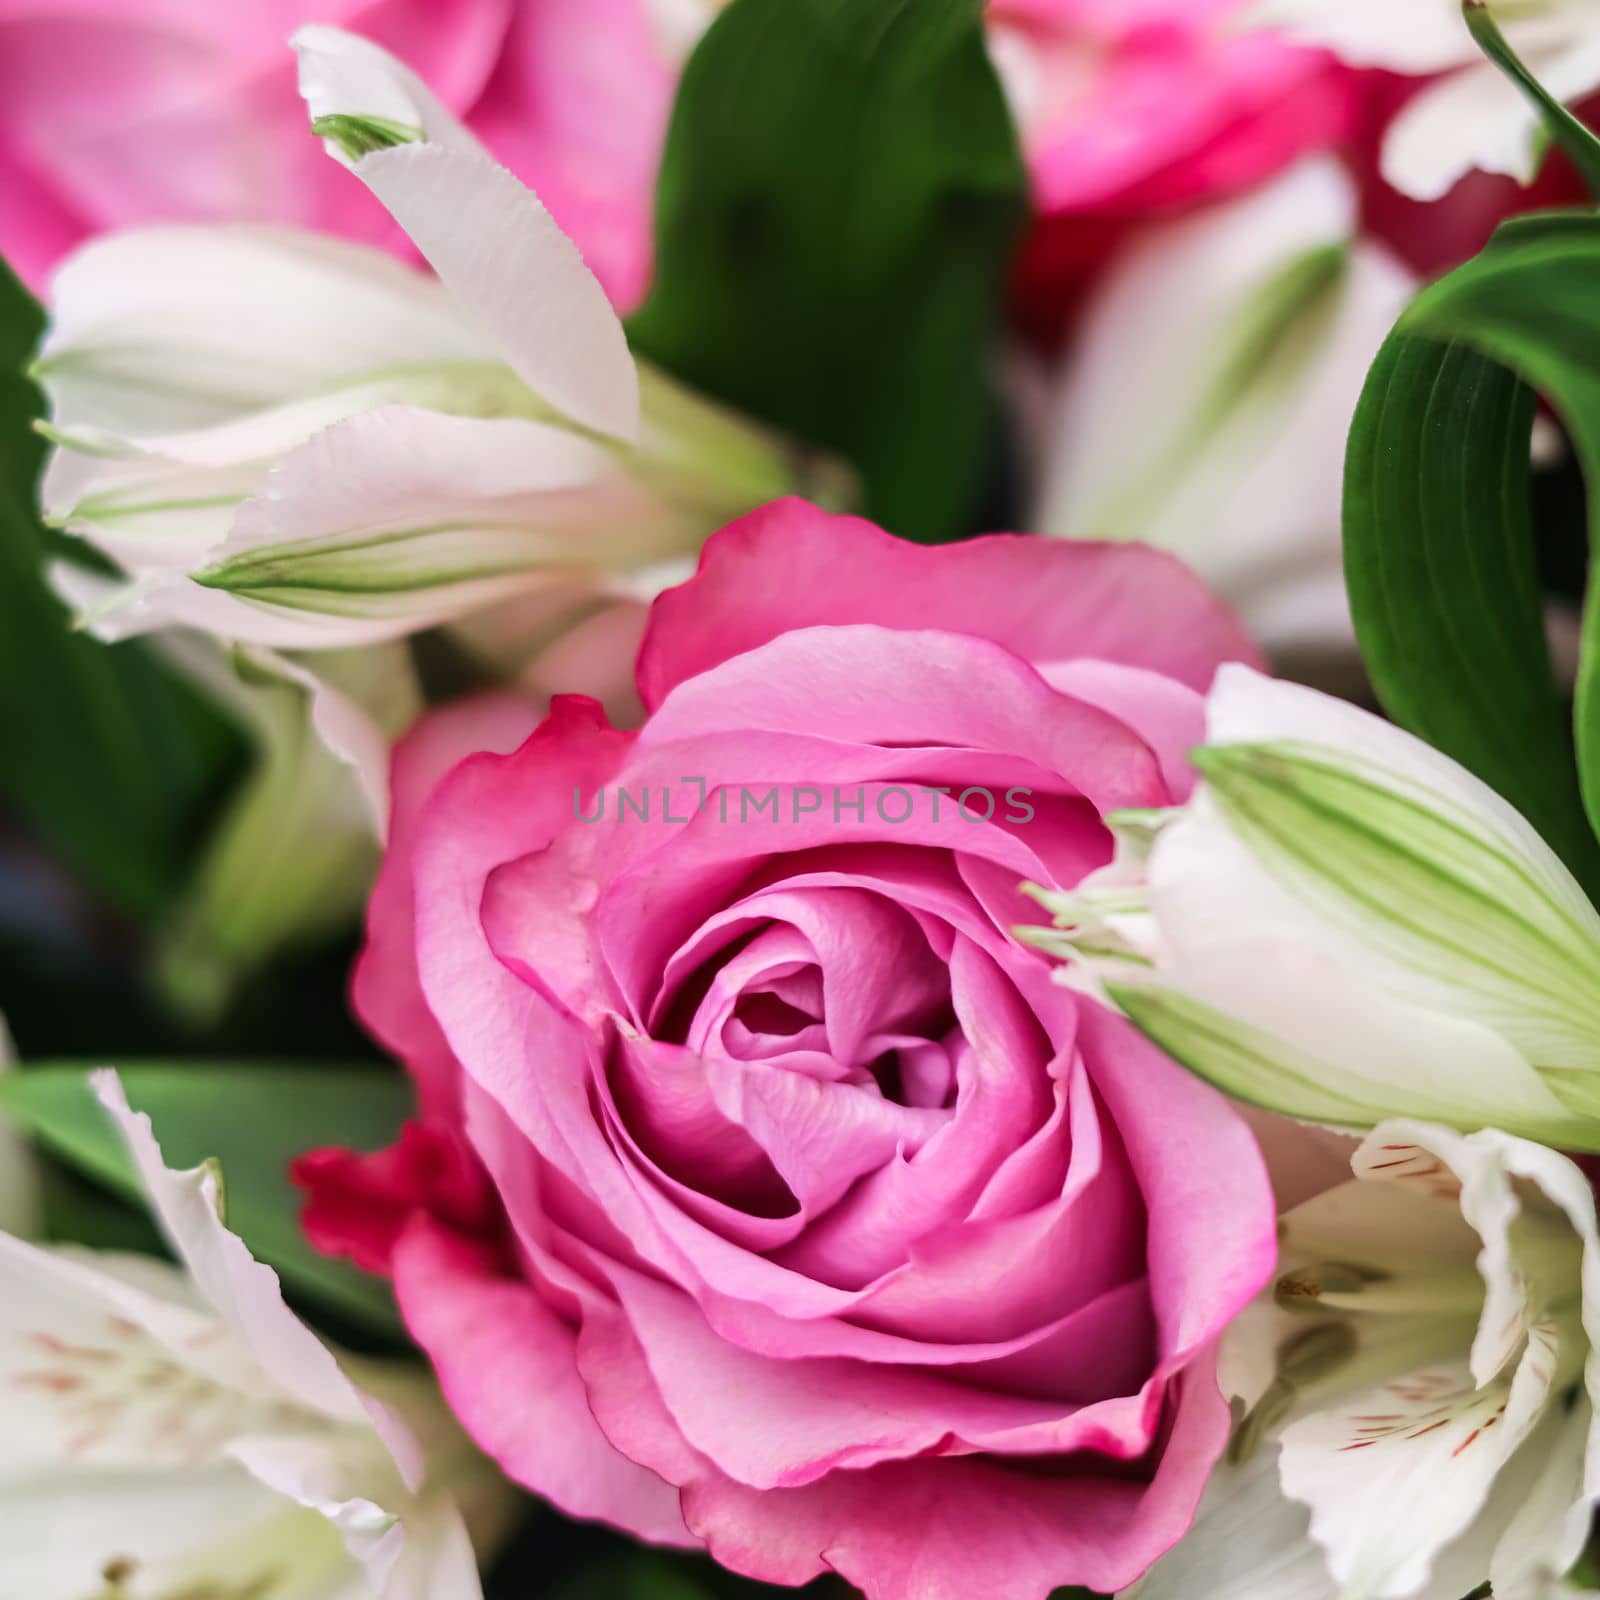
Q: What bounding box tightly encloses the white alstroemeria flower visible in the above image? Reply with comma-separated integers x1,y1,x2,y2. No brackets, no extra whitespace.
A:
1128,1120,1600,1600
0,1071,500,1599
1033,158,1415,660
34,26,841,651
1240,0,1600,199
1023,663,1600,1149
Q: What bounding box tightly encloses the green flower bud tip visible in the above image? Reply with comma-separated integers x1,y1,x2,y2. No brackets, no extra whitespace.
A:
310,112,423,160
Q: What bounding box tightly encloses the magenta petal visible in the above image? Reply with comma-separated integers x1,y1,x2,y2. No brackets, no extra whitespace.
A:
638,500,1263,709
677,1358,1235,1599
1074,1000,1278,1362
352,691,541,1122
392,1217,694,1547
603,1263,1167,1492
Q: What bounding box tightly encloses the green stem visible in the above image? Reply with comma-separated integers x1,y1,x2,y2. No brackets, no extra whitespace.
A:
1464,0,1600,200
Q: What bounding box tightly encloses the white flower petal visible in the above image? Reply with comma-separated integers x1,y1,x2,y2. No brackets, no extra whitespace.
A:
1278,1122,1592,1599
38,226,485,439
1490,1393,1596,1598
228,1434,405,1589
1206,667,1599,939
54,563,359,649
1242,1,1600,200
41,360,553,563
1381,30,1600,199
0,1464,356,1599
1129,1439,1336,1599
90,1072,369,1426
1474,1136,1600,1593
248,645,419,840
1110,664,1600,1139
43,451,261,571
375,1492,485,1600
0,1078,491,1597
163,406,697,648
1130,812,1579,1137
0,1237,291,1467
1036,159,1415,655
292,25,639,443
150,640,399,1017
232,1434,483,1600
1382,59,1546,199
1236,0,1478,73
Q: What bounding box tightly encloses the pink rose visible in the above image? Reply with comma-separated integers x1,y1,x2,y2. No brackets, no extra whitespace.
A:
300,501,1278,1599
0,0,668,307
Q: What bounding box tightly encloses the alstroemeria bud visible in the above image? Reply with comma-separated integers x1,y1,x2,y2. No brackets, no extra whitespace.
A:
1027,663,1600,1149
33,27,848,651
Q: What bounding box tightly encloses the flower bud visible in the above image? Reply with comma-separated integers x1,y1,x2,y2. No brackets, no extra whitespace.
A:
33,27,849,651
1028,664,1600,1149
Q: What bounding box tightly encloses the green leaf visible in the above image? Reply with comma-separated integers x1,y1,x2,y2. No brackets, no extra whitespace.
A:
627,0,1026,543
0,1061,410,1336
1343,218,1600,890
1388,214,1600,863
1463,0,1600,197
0,252,243,923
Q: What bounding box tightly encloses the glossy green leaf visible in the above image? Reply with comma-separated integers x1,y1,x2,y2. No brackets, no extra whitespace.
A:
627,0,1025,542
1389,214,1600,864
0,1061,409,1335
0,253,242,922
1343,214,1600,889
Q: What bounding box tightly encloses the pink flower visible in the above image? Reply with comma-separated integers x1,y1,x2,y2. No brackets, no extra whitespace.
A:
1002,0,1358,336
299,501,1279,1600
0,0,668,308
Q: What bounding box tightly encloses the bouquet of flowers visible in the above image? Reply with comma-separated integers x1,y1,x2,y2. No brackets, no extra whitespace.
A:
6,2,1600,1596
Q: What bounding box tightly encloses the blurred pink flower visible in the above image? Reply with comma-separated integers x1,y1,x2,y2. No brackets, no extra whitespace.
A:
1000,0,1358,337
0,0,669,307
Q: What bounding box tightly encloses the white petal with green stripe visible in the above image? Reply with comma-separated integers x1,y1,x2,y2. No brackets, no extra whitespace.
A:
32,28,850,658
1188,736,1600,1083
1032,665,1600,1148
171,406,705,645
1035,158,1414,657
37,226,488,440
